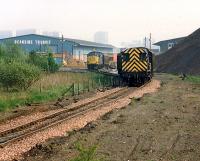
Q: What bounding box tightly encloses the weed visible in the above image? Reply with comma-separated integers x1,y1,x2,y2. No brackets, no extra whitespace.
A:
70,143,102,161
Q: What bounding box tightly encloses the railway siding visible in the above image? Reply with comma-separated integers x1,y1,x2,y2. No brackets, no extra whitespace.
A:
0,80,160,161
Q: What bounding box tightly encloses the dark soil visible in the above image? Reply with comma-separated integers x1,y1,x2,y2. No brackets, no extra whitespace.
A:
18,74,200,161
156,28,200,75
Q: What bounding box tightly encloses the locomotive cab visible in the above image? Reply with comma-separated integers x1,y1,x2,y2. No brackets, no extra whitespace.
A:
87,51,104,70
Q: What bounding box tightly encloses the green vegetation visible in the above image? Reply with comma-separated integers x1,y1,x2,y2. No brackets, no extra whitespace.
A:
70,143,102,161
0,42,114,111
0,72,113,111
0,42,60,111
0,84,70,111
28,51,59,72
0,60,41,90
0,42,27,62
0,43,60,91
185,75,200,83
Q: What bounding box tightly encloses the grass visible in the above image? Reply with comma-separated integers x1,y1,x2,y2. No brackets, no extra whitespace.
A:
185,75,200,83
0,72,113,111
0,84,71,111
157,73,200,84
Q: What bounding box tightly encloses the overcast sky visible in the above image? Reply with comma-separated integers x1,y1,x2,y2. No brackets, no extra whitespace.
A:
0,0,200,46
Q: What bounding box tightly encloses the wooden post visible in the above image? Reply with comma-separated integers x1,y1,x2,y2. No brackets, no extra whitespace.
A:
40,80,42,93
72,83,75,96
78,82,79,95
88,80,90,92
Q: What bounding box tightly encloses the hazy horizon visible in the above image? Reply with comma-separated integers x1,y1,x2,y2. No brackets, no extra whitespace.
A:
1,0,200,46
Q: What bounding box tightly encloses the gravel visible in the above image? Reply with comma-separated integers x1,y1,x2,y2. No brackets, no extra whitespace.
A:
0,109,64,133
0,88,121,134
0,80,160,161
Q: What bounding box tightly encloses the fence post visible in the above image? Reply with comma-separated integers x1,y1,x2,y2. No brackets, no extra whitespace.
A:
88,80,90,92
106,76,108,87
82,81,84,93
92,79,94,89
40,80,42,93
102,77,105,90
72,83,75,96
78,82,80,95
98,75,101,88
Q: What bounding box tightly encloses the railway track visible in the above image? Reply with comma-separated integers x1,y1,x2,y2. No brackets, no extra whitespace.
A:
0,87,135,148
0,80,151,148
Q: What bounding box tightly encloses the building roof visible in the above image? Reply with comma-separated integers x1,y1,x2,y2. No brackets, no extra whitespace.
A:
0,34,115,49
154,37,185,46
64,37,115,48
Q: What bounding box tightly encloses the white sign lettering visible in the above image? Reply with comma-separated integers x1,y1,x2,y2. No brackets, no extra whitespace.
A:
14,40,51,45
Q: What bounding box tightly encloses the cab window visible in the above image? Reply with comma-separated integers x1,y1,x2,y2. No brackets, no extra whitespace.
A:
123,53,129,61
140,53,146,61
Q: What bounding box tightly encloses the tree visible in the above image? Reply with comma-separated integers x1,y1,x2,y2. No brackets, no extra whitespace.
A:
0,42,27,62
48,53,59,73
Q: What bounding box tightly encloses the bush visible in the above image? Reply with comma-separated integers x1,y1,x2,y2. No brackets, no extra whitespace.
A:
28,51,59,73
28,51,49,71
0,60,41,90
47,53,60,72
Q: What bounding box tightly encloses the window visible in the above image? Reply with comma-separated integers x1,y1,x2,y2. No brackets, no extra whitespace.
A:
123,53,129,61
140,53,146,61
168,43,175,49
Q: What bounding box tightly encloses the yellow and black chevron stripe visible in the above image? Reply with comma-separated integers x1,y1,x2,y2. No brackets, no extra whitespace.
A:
122,48,148,72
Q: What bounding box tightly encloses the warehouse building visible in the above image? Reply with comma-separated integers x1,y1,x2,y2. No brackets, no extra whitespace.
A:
0,34,115,64
154,37,185,54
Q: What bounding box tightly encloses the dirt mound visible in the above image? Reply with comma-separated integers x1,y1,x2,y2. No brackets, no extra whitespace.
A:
156,28,200,75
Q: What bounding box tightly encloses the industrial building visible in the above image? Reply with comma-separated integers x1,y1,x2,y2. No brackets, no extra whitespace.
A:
0,34,115,64
154,37,185,54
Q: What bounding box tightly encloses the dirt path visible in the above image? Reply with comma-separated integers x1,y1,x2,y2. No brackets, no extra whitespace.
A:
9,74,200,161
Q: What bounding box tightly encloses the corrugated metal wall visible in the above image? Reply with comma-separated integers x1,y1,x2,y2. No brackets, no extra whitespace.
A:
0,34,114,64
73,46,113,62
0,34,73,54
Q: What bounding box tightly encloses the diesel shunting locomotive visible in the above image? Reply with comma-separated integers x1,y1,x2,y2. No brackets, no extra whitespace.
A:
87,47,153,85
117,47,153,85
87,51,115,70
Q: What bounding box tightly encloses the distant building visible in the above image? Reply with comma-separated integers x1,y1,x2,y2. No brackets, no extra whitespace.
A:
0,30,13,39
94,31,108,44
16,29,40,36
42,31,61,38
0,34,115,64
154,37,185,54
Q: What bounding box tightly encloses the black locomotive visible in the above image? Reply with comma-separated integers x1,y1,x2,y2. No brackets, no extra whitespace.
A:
117,47,153,85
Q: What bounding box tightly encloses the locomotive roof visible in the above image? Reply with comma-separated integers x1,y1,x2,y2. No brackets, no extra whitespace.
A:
122,47,151,52
87,51,104,55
